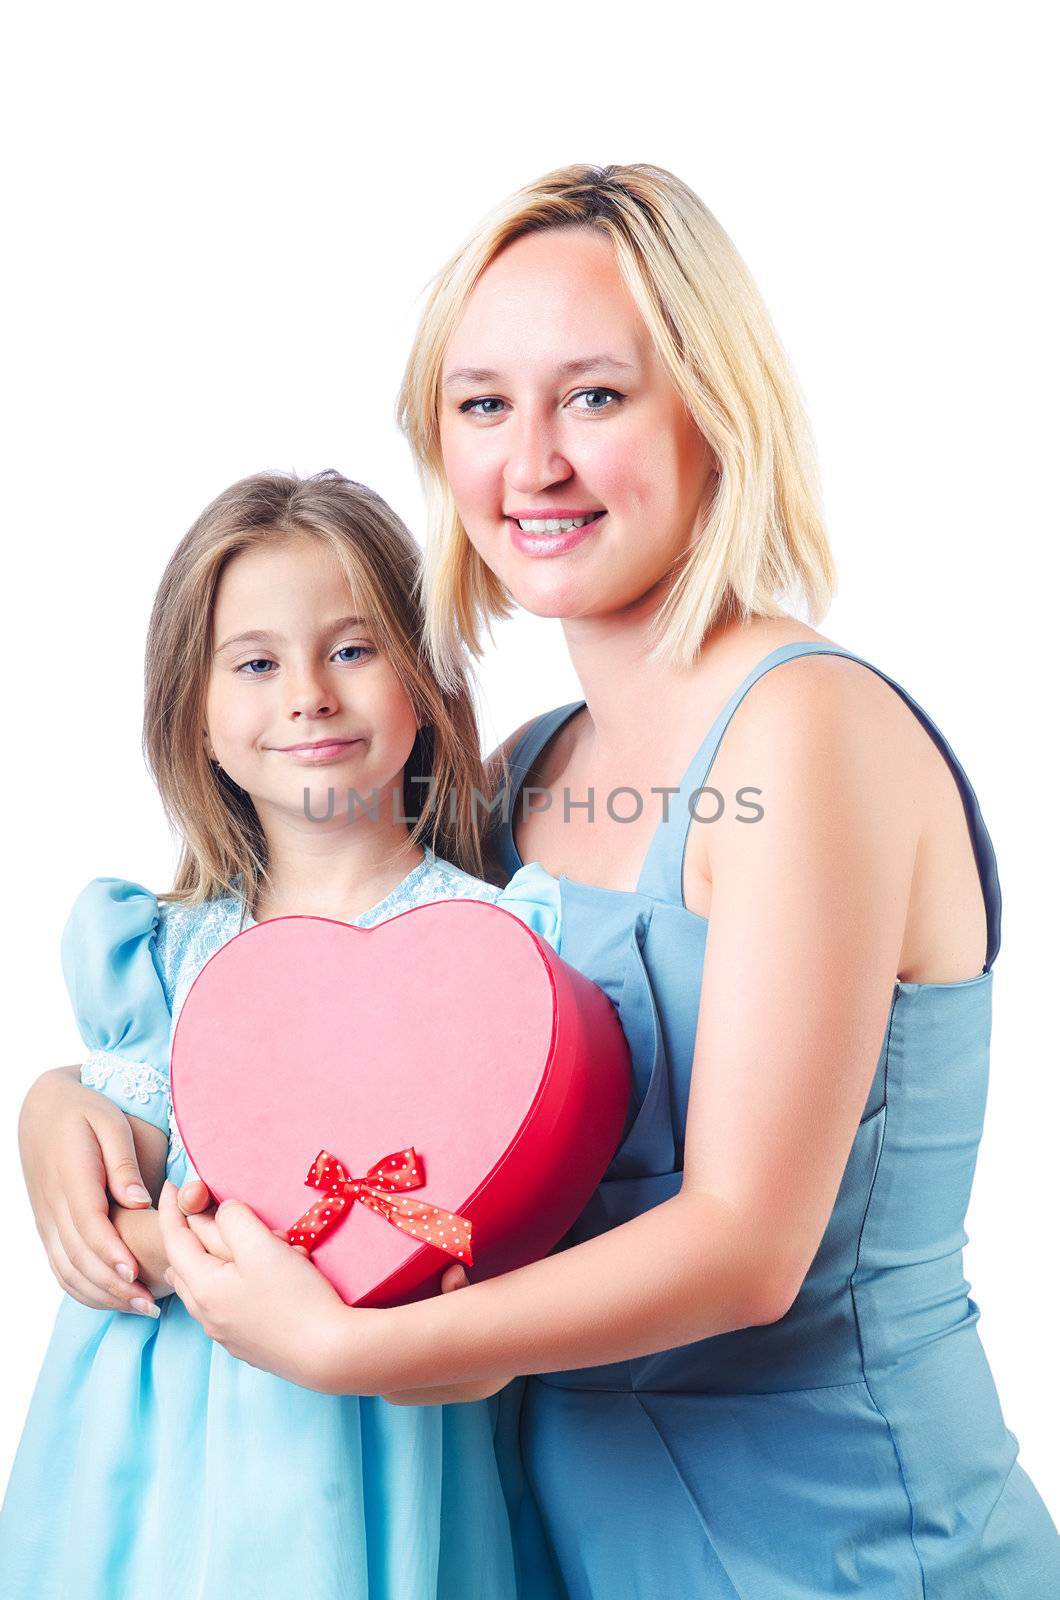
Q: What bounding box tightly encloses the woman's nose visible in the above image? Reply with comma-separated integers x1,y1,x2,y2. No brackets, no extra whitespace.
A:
503,412,572,494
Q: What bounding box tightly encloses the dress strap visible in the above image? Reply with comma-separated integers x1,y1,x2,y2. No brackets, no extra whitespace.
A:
491,701,586,879
635,641,1002,972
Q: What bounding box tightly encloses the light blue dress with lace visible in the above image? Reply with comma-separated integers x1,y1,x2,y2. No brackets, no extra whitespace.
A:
0,846,563,1600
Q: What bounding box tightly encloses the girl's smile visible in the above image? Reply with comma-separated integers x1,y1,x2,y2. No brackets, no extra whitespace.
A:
270,737,366,764
205,536,420,829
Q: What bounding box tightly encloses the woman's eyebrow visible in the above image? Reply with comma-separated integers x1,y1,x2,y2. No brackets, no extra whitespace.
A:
213,616,369,654
442,355,636,388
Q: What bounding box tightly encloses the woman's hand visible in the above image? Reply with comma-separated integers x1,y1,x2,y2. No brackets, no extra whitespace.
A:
18,1066,161,1312
157,1180,348,1392
164,1196,510,1402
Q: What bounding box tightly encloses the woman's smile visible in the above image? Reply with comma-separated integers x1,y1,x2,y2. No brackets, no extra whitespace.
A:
438,228,718,620
507,508,608,558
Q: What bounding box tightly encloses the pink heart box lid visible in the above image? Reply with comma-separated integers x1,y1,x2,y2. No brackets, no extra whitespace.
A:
170,897,631,1307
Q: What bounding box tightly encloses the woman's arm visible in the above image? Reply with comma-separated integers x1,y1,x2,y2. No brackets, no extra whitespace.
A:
380,1265,514,1405
318,657,919,1392
160,658,923,1396
381,1377,512,1405
19,1066,168,1311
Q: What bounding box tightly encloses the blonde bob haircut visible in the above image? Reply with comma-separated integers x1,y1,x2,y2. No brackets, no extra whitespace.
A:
144,470,492,913
397,162,837,685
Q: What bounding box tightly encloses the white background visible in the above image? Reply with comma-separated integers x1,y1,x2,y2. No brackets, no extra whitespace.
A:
2,1,1057,1519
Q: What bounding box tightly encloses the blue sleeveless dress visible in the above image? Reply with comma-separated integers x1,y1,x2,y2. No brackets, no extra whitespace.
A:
0,846,564,1600
492,642,1060,1599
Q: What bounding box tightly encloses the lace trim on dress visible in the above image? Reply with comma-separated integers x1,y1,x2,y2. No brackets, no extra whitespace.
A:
81,1048,169,1106
166,1104,188,1164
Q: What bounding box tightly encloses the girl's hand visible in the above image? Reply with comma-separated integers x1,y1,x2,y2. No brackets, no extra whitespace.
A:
177,1176,307,1264
177,1177,230,1261
381,1265,515,1406
18,1066,159,1312
157,1180,346,1392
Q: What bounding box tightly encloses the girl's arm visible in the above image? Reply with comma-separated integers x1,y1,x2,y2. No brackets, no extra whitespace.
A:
161,658,925,1396
19,1066,164,1311
109,1204,172,1305
109,1186,230,1309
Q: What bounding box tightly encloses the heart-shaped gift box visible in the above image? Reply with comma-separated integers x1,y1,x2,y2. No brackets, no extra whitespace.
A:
169,898,631,1307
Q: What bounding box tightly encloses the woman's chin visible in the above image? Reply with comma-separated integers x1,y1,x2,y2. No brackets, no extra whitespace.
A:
509,570,659,626
496,539,676,625
510,582,591,622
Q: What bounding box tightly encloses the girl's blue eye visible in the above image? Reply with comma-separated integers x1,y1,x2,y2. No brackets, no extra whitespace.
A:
235,645,374,675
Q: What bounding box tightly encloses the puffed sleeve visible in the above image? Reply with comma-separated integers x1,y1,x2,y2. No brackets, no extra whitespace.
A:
495,861,563,955
61,877,173,1135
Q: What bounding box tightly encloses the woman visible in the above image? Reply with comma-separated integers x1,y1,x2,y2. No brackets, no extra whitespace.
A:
18,164,1059,1596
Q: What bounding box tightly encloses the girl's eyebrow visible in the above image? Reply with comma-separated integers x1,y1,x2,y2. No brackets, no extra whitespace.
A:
213,615,370,655
442,355,636,388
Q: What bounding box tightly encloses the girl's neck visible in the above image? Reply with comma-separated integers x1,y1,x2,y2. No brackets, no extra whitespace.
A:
249,811,427,924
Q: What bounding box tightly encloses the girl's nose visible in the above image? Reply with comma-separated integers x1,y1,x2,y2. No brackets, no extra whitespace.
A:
287,670,338,720
290,699,336,719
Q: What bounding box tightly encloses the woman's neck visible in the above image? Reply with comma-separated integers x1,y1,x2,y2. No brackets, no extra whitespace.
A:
559,593,746,762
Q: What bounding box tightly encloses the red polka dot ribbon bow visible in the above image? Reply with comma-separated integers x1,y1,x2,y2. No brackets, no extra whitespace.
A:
285,1148,474,1264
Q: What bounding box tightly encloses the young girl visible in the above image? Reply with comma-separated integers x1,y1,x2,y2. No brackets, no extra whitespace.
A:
0,469,562,1599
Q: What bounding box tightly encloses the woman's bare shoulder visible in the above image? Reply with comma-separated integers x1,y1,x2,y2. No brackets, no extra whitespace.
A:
711,642,928,810
488,715,540,762
704,621,924,771
483,714,542,787
686,632,931,896
478,715,546,888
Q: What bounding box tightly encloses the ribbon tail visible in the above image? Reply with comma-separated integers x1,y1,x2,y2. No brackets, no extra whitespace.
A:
285,1191,351,1253
369,1189,475,1265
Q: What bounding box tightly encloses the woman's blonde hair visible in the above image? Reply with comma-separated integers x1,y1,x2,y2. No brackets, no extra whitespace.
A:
397,162,836,683
144,470,492,911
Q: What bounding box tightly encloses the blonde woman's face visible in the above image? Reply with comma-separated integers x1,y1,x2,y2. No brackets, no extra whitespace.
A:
205,536,419,831
438,227,717,622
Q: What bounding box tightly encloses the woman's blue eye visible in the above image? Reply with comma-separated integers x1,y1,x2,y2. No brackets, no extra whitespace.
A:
570,387,623,411
459,397,506,417
237,657,275,675
458,388,623,417
333,645,373,664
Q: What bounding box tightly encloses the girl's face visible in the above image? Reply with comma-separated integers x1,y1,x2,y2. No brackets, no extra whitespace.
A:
205,535,419,829
438,226,717,623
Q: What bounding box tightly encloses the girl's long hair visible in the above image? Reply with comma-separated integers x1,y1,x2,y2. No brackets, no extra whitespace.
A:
144,470,492,911
397,161,837,688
